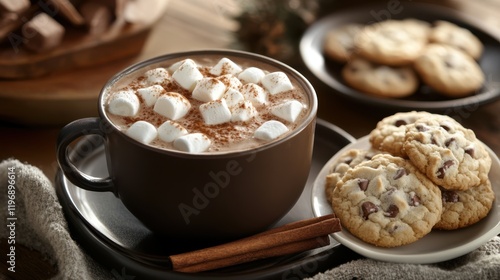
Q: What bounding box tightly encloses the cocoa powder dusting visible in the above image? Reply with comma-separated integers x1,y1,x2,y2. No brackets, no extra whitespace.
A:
106,59,308,152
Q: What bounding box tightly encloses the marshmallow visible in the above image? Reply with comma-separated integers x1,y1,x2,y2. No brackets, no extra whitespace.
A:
209,57,242,76
137,85,164,107
153,92,191,120
168,59,193,73
222,88,244,107
238,67,266,84
271,100,304,123
231,101,257,122
199,99,232,125
192,77,227,102
261,72,294,95
144,67,169,85
107,90,140,117
217,74,242,90
173,133,211,153
241,83,267,106
157,120,188,142
254,120,289,141
172,59,203,91
126,121,157,144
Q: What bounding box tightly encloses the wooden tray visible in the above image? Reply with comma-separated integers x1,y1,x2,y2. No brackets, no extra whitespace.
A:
0,1,171,126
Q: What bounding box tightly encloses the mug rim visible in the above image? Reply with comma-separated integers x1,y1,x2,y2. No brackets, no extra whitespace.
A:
97,49,318,158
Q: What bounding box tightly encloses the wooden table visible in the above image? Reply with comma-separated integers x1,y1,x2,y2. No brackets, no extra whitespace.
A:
1,1,500,279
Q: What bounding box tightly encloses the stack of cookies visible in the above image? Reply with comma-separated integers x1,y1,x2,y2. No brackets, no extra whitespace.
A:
323,19,485,98
325,111,495,247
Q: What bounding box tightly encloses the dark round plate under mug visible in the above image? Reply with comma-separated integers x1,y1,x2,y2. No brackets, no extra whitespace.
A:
55,119,359,280
300,2,500,111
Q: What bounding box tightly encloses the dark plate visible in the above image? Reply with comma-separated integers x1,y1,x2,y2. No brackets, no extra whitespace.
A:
55,119,359,280
300,2,500,111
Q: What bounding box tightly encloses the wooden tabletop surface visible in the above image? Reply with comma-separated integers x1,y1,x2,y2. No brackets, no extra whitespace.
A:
1,1,500,279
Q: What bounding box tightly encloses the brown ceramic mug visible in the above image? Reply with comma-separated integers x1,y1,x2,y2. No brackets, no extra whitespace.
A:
57,50,318,240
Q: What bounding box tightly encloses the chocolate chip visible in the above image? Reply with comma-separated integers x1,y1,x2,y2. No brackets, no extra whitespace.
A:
394,119,407,127
465,147,475,158
442,190,459,203
437,160,455,179
409,192,421,206
358,178,369,191
385,187,396,196
393,168,407,180
431,137,438,145
389,224,399,233
384,204,399,218
361,201,378,220
440,124,451,131
416,124,428,132
445,138,455,147
343,157,353,165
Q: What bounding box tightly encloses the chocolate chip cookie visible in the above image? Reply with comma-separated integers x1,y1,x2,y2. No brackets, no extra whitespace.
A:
323,23,363,63
435,179,495,230
331,154,442,247
404,116,492,191
369,111,434,157
414,44,484,97
429,20,483,60
325,148,381,203
355,20,428,66
342,57,419,98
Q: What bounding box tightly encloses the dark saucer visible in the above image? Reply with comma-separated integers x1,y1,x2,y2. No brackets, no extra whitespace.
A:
55,119,360,279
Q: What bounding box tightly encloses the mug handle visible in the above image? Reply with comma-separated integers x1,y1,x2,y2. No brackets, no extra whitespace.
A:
57,117,114,192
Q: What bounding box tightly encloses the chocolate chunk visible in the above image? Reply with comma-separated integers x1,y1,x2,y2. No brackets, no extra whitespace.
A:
23,13,65,52
440,124,451,131
388,224,399,233
431,137,438,145
393,168,407,180
416,124,428,132
445,138,455,147
358,178,369,191
385,187,396,196
436,160,454,179
394,119,407,127
343,157,353,165
442,190,459,203
409,192,421,206
384,204,399,218
361,201,378,220
465,147,475,158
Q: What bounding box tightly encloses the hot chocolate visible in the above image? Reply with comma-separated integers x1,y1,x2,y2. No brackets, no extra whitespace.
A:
57,50,318,237
104,55,310,153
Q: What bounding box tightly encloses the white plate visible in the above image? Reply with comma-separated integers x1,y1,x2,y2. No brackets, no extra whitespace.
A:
299,2,500,111
312,135,500,264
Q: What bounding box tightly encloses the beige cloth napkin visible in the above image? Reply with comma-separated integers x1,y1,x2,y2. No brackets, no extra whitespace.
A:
308,236,500,280
0,159,110,279
1,158,499,280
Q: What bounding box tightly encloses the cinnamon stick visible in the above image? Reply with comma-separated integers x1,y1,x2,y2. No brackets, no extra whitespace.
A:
175,236,330,273
169,214,341,273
